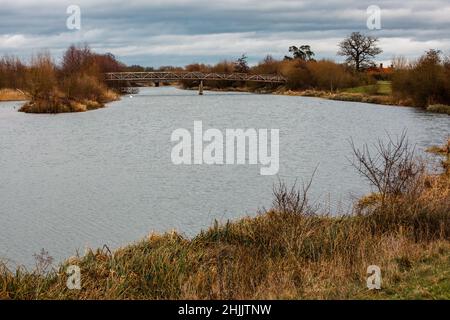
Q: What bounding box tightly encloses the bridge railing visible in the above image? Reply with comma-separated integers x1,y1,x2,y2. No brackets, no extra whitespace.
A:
104,71,287,83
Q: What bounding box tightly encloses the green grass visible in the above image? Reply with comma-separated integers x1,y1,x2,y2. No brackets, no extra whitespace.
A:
360,247,450,300
343,81,392,96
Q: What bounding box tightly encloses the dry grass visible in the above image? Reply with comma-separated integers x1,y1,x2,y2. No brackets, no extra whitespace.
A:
0,88,27,101
278,88,398,106
1,173,448,300
19,89,119,114
427,104,450,115
1,140,449,300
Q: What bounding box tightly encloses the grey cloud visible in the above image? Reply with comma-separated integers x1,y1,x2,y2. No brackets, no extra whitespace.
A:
0,0,449,66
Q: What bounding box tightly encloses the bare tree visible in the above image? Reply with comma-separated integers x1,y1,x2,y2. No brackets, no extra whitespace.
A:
391,55,409,70
349,131,424,201
338,32,382,71
272,168,317,215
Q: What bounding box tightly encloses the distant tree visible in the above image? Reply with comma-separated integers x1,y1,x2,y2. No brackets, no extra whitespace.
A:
234,54,250,73
126,65,145,72
391,55,409,70
392,49,450,107
28,52,58,100
262,55,276,64
158,66,183,72
259,55,279,73
337,32,382,71
285,45,315,61
61,44,92,76
92,52,125,73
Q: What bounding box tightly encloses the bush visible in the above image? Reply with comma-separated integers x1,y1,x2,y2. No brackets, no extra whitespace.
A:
280,59,312,90
392,50,450,108
307,60,358,91
16,45,123,113
26,53,58,100
62,74,108,102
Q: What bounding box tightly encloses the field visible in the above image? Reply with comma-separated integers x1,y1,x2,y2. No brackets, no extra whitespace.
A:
342,81,392,96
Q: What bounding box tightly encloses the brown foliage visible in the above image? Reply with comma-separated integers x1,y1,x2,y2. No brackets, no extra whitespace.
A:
13,45,124,113
0,56,28,89
27,53,58,100
392,50,450,107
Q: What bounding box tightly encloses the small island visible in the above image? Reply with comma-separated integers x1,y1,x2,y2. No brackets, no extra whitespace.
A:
1,46,122,113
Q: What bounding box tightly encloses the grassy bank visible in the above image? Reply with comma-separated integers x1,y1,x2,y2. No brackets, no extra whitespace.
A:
190,81,406,108
278,81,410,107
279,88,396,106
1,137,449,300
427,104,450,115
0,88,27,101
194,81,449,114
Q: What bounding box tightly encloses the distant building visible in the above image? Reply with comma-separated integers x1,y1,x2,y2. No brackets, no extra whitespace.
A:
366,63,394,80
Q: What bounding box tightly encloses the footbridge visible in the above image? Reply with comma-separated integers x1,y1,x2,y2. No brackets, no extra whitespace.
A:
104,71,286,95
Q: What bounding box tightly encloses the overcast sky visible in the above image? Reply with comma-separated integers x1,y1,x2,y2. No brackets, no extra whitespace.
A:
1,0,449,67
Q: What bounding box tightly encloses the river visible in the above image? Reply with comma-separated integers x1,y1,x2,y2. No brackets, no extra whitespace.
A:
1,87,449,267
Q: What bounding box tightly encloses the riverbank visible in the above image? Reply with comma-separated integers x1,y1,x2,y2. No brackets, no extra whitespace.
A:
277,88,398,105
183,83,399,105
1,139,448,300
186,81,450,115
0,88,27,101
281,90,450,114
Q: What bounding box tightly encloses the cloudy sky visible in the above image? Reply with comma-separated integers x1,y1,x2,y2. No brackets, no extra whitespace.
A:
1,0,449,67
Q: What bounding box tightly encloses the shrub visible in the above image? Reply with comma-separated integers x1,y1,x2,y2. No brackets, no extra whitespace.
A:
307,60,358,91
350,132,424,200
392,50,450,108
280,59,312,90
26,53,58,100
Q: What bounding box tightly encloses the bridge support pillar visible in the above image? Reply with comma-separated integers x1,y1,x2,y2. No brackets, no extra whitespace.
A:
154,82,160,87
199,81,204,95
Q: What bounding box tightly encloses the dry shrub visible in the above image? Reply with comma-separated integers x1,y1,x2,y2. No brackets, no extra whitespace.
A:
0,88,27,101
13,45,124,113
62,74,108,102
350,132,424,199
392,50,450,107
280,59,312,90
27,53,58,100
252,55,283,75
307,60,358,90
0,55,28,90
352,134,450,241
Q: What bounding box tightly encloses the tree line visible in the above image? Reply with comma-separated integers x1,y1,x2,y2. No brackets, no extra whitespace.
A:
1,32,449,112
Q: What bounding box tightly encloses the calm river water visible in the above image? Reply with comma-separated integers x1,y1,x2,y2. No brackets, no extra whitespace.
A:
1,87,449,267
